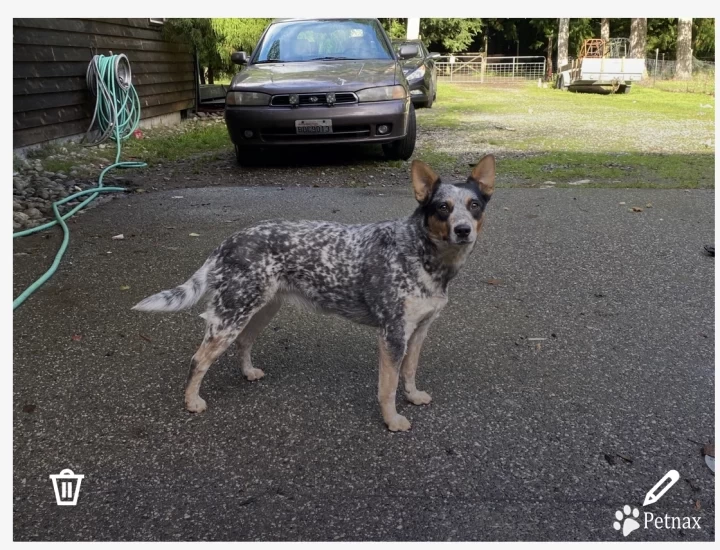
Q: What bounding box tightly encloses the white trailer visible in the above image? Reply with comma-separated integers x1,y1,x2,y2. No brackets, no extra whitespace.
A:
556,38,645,94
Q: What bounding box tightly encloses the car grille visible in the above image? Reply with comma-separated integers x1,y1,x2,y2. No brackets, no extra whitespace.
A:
270,92,358,106
260,124,370,142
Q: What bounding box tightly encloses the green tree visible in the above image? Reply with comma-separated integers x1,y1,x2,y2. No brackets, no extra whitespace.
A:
210,18,272,67
381,18,483,52
163,18,223,84
692,18,715,58
420,18,484,52
379,18,407,40
164,18,271,83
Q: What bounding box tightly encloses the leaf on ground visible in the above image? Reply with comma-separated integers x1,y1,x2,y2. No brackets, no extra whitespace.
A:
695,500,702,511
189,233,200,237
112,234,124,240
120,285,131,291
486,278,503,285
71,334,82,341
702,442,714,457
23,404,36,414
645,203,653,208
631,207,644,212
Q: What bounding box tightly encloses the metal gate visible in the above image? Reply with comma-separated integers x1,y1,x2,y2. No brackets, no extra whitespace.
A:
436,55,546,83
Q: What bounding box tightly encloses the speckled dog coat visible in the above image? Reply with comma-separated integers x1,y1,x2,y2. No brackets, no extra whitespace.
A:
134,155,495,431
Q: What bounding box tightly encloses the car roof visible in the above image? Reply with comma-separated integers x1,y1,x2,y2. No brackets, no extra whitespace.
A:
271,18,379,24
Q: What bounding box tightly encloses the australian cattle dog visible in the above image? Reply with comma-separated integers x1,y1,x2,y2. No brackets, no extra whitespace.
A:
133,155,495,431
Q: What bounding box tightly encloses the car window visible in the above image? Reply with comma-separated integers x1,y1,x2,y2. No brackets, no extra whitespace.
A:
255,19,394,63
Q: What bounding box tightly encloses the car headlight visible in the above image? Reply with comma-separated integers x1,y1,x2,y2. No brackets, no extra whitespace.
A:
406,66,426,81
356,85,407,102
226,92,270,106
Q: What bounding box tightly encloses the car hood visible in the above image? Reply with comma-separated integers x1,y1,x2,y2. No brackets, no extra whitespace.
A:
229,60,401,94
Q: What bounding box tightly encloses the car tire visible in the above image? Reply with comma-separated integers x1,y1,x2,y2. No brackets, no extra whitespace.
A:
382,104,416,161
621,85,631,94
235,145,259,166
425,85,434,108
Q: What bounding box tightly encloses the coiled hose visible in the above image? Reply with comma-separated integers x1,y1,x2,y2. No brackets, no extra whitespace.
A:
13,54,146,310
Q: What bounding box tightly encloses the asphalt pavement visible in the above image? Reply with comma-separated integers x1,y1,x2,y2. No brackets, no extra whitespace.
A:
13,185,714,541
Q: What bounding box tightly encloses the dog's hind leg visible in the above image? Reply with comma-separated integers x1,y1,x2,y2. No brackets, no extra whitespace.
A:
185,324,240,413
235,298,282,381
401,315,437,406
185,285,275,413
378,326,411,432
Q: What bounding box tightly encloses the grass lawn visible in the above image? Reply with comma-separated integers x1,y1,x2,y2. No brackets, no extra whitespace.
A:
417,81,715,188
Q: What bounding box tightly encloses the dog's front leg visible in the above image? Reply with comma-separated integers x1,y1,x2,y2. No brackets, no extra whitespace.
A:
401,315,437,406
378,330,410,432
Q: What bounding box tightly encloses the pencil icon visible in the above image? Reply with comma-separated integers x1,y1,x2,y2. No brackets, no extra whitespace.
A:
643,470,680,506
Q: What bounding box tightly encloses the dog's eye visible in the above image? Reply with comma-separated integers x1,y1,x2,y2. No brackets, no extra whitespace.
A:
470,201,480,209
437,203,449,212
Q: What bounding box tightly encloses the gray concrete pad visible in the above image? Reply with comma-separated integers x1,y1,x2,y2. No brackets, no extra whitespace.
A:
13,186,714,541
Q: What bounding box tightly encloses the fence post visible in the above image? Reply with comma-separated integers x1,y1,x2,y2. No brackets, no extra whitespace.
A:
480,53,486,84
654,48,659,84
512,57,516,80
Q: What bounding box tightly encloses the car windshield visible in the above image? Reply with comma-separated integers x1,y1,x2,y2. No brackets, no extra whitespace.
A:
255,19,394,63
393,42,423,60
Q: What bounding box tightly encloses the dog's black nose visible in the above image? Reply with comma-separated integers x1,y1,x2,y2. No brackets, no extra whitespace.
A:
454,225,471,238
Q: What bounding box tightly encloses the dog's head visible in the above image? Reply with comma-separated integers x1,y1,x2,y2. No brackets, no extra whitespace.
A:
412,155,495,247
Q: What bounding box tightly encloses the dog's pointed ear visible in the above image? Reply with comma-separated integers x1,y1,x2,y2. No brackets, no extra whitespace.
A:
411,160,440,203
468,154,495,199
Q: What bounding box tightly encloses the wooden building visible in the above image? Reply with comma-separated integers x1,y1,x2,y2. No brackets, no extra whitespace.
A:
13,18,195,149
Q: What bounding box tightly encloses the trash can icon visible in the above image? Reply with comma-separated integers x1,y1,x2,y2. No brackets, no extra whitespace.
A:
49,469,84,506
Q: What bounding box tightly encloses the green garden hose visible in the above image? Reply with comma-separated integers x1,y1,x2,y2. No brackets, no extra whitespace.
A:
13,54,147,310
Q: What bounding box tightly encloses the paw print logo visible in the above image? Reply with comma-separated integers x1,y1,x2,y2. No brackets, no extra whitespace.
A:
613,505,640,537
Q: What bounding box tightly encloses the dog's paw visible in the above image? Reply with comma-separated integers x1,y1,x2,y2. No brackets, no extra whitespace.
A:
244,368,265,381
185,396,207,413
386,414,411,432
406,390,432,405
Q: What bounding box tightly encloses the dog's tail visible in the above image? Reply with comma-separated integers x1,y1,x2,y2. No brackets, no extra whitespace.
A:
132,259,213,313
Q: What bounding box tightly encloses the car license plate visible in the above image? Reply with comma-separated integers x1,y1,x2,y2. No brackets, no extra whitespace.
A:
295,119,333,134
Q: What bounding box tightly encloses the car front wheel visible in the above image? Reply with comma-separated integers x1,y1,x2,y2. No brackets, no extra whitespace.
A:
235,145,260,166
382,104,416,161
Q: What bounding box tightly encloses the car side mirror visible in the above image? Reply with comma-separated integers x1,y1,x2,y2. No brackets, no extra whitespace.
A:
231,51,248,65
429,52,441,59
398,45,419,59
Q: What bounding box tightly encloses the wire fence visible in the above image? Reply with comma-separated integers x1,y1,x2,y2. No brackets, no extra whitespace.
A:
641,57,715,95
434,52,714,95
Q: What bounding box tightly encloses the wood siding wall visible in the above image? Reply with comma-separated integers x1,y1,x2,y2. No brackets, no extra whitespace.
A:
13,18,195,148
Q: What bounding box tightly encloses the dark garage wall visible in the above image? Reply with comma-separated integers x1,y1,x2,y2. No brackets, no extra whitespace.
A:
13,18,195,148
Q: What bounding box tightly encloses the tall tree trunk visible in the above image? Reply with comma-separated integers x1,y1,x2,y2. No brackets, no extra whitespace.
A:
600,18,610,42
676,18,693,79
199,67,206,85
557,19,569,70
207,66,215,85
629,18,647,58
546,33,554,80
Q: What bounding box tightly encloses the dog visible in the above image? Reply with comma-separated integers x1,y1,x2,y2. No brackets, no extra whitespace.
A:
133,155,495,431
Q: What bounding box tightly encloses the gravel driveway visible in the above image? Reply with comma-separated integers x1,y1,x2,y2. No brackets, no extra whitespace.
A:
13,184,714,541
